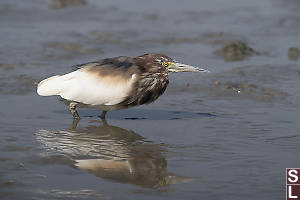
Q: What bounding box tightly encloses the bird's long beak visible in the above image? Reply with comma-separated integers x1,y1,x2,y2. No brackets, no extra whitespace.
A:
167,62,210,73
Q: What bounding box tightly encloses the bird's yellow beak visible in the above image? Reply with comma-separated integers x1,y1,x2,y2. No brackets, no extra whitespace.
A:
167,62,210,73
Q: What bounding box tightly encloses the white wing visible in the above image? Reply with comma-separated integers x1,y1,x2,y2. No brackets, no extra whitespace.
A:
37,69,137,106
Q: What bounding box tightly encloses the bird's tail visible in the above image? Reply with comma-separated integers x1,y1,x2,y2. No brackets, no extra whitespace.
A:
37,75,64,96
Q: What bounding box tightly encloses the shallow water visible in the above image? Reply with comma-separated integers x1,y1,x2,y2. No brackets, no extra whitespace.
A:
1,0,300,199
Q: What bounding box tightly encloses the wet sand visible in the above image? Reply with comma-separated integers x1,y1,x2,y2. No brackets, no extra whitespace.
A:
0,0,300,199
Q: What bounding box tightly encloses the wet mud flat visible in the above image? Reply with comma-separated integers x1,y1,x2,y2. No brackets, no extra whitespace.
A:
1,0,300,199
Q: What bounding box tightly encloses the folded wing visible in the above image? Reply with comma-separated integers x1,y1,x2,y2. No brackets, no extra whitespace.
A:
37,67,137,106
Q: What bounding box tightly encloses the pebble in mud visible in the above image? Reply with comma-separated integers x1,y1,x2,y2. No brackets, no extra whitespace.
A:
215,40,259,61
0,64,14,71
214,81,288,101
49,0,86,9
288,47,300,61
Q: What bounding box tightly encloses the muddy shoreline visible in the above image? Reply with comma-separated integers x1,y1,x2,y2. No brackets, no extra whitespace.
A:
1,0,300,199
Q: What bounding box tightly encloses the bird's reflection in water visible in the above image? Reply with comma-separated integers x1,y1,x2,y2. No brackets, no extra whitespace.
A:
36,119,191,188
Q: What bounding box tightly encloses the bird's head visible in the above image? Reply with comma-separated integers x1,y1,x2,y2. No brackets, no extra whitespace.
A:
152,54,210,73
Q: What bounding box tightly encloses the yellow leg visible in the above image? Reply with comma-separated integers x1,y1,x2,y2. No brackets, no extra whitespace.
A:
69,102,80,119
100,111,107,119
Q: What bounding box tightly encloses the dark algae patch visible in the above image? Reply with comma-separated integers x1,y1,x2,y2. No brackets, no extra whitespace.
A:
214,81,288,101
43,41,103,59
49,0,87,9
0,63,14,71
288,47,300,61
215,40,259,61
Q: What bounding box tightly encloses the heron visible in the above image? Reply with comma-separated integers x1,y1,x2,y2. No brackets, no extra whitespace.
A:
37,53,209,119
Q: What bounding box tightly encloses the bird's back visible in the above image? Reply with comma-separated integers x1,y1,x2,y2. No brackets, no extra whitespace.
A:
37,55,169,109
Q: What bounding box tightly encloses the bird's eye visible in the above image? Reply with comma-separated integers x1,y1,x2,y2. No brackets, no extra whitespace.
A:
163,62,169,67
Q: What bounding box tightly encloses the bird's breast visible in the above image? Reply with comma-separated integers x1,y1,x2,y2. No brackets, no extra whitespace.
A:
120,72,169,106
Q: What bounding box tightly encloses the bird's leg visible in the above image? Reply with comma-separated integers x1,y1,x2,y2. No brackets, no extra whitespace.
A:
69,102,80,119
70,118,80,130
100,110,107,119
101,117,109,127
